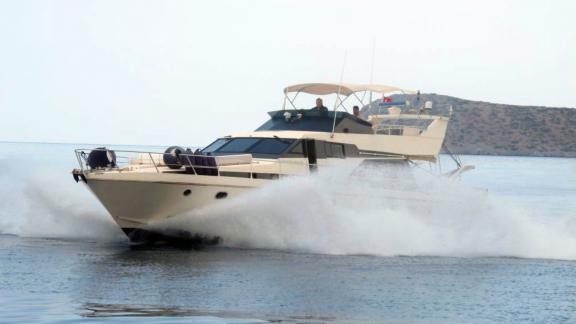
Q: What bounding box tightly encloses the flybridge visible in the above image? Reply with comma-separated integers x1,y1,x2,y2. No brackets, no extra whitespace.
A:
256,110,373,134
272,82,416,135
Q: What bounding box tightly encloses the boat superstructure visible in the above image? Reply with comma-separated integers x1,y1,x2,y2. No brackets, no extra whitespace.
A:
72,83,454,244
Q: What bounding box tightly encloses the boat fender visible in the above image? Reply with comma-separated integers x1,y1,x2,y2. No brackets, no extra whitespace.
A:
163,146,185,169
87,147,117,169
73,172,88,183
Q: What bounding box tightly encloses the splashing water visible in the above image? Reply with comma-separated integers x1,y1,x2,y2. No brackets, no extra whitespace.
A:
1,151,576,260
0,170,123,241
152,165,576,260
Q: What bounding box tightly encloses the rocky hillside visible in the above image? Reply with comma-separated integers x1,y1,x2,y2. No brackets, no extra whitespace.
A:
364,94,576,157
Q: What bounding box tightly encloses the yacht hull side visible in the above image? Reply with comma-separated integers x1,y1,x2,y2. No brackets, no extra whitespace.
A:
83,172,265,241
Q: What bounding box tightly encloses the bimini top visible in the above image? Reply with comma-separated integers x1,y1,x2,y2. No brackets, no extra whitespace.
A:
283,83,413,96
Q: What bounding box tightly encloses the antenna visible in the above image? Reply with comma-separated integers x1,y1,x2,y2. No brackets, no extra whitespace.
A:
368,39,376,114
331,50,347,138
369,38,376,85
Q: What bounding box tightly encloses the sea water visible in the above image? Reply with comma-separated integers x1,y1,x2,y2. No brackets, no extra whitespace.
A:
1,142,575,323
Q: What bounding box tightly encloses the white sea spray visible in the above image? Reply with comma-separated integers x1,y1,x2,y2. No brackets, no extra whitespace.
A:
155,165,576,260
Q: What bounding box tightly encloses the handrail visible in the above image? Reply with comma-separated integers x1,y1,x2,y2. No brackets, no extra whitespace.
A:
374,125,426,130
74,148,314,176
74,148,409,178
374,125,426,136
148,152,159,173
75,149,227,171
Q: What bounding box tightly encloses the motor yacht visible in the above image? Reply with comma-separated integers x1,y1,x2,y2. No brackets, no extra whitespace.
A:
72,83,458,244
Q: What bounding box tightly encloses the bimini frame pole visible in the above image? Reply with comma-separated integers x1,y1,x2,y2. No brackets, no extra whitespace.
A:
331,51,347,138
368,39,376,114
283,91,300,110
330,92,341,138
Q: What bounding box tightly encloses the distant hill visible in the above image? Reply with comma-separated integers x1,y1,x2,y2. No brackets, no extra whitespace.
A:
364,94,576,157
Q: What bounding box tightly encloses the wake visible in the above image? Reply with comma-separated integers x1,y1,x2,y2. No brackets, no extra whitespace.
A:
154,166,576,260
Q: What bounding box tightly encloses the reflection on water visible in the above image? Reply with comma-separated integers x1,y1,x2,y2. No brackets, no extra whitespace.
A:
80,302,336,323
71,246,359,321
4,234,576,323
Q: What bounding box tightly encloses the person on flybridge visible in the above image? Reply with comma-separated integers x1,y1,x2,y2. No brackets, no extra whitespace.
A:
353,105,362,118
311,98,329,112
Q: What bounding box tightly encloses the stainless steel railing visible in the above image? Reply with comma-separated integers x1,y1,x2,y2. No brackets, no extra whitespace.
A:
74,148,312,177
374,125,426,136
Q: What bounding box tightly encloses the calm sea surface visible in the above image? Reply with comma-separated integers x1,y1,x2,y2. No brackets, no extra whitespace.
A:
1,142,576,323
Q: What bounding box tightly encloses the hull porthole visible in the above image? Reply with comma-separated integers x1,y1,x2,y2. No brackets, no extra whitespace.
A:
183,189,192,196
215,192,228,199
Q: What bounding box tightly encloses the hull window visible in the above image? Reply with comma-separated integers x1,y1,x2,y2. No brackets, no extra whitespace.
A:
183,189,192,196
215,192,228,199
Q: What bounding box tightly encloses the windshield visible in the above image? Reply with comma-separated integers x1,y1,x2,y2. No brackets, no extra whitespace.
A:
218,138,260,153
202,138,296,155
250,138,294,154
202,138,229,153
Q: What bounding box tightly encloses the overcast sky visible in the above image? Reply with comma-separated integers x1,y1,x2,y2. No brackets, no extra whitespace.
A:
0,0,574,146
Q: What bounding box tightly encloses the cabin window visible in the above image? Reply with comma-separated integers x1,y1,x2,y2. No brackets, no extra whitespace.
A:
289,142,304,154
324,142,333,157
315,141,326,158
202,138,229,153
331,144,345,158
320,142,345,158
203,137,299,156
218,138,260,153
344,144,359,157
250,138,295,155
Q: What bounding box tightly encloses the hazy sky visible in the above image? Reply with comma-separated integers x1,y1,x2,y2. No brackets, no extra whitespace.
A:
0,0,574,146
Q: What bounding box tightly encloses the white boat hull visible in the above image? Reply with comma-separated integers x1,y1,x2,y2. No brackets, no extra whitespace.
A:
82,172,265,242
